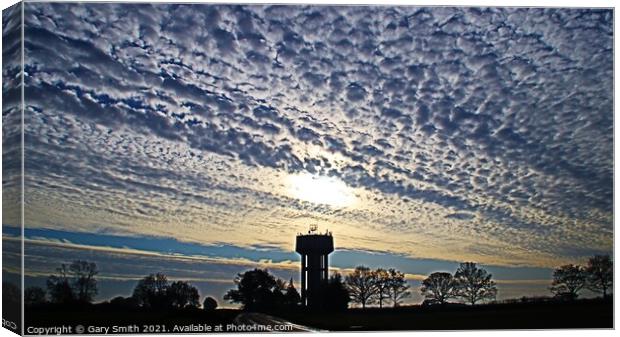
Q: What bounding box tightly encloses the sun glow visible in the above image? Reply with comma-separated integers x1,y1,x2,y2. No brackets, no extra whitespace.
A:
287,173,357,207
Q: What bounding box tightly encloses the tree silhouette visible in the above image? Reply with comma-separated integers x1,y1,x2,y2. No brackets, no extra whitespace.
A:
550,264,587,300
24,286,47,306
203,297,218,311
46,264,75,304
272,278,287,306
453,262,497,305
130,274,202,309
46,261,99,304
345,266,379,309
324,273,350,311
421,272,456,305
69,260,99,303
132,273,170,309
224,268,280,311
386,268,410,307
374,268,390,308
283,278,301,307
585,255,613,299
168,281,200,309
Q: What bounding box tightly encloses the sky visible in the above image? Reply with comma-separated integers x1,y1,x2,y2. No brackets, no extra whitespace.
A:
2,3,613,305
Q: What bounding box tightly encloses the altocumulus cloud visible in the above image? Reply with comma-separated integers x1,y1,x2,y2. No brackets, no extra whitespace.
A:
13,4,613,269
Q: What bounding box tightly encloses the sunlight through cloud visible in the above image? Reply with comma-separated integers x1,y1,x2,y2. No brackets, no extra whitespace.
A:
287,173,357,208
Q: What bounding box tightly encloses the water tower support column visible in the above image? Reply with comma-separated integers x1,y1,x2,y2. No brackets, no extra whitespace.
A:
295,228,334,308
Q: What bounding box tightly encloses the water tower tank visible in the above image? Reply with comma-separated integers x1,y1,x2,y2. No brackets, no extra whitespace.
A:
295,226,334,308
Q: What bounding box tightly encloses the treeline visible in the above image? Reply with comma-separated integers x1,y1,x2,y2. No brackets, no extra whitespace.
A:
23,254,612,312
26,261,410,311
420,262,497,305
221,267,412,311
24,261,218,311
223,269,302,311
223,268,350,311
418,254,613,306
222,263,496,310
323,263,497,308
343,267,410,308
550,255,612,300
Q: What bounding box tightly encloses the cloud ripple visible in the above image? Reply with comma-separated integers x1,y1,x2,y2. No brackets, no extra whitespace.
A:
19,4,613,268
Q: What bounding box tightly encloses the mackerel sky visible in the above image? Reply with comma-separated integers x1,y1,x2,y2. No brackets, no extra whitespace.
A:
4,3,613,303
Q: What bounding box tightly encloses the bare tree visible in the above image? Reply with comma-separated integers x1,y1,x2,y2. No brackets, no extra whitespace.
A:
345,266,379,309
386,268,410,307
421,272,456,305
47,264,74,304
585,255,613,299
69,260,99,303
453,262,497,305
46,261,99,304
374,268,390,308
550,264,587,300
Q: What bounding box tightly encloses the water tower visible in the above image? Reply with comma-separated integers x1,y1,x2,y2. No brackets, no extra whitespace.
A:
295,225,334,308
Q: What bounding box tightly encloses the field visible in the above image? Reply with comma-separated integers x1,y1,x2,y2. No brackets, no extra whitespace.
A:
25,306,239,334
23,298,613,333
276,298,613,330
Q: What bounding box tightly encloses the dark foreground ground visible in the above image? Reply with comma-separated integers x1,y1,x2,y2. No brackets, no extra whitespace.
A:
278,298,613,330
25,306,239,334
23,298,612,334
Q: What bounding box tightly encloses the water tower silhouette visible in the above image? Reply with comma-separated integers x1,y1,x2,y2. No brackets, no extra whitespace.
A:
295,225,334,308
